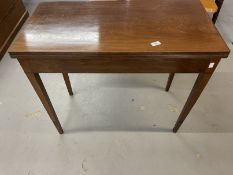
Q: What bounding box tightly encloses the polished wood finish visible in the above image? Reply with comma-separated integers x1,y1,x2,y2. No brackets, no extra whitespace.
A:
0,0,28,60
173,60,220,132
167,0,225,93
18,57,211,73
10,0,229,59
9,1,230,134
24,72,64,134
62,73,73,96
165,73,175,92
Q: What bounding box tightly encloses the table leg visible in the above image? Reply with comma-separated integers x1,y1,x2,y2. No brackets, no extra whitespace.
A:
173,64,218,132
62,73,73,96
25,73,64,134
165,73,175,91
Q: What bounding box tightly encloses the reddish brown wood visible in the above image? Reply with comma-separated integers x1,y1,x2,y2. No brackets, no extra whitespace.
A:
0,0,28,60
9,0,229,59
212,0,224,23
165,73,175,91
25,72,64,134
8,1,230,133
173,60,220,132
62,73,73,96
166,0,225,92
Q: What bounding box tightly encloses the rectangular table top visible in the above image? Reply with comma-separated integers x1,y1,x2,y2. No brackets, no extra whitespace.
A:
9,0,229,59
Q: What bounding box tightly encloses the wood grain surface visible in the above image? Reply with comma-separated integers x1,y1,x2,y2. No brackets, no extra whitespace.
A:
9,0,229,59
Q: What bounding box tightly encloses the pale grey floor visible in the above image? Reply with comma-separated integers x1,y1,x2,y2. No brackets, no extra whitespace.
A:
0,0,233,174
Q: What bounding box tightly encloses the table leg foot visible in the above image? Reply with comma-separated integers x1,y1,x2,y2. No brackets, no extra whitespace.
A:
165,73,175,91
62,73,73,96
26,73,64,134
173,71,215,132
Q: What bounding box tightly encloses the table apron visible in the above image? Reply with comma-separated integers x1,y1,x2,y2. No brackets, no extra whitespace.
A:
18,58,212,73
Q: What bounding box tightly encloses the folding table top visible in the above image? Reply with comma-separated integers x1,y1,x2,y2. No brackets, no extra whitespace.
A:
10,0,229,59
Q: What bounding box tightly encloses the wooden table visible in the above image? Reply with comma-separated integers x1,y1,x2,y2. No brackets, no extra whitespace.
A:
9,0,229,134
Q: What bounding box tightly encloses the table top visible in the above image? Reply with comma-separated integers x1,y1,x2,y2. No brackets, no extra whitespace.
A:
9,0,229,59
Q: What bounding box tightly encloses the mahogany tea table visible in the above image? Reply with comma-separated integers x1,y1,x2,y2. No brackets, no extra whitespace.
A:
9,0,230,134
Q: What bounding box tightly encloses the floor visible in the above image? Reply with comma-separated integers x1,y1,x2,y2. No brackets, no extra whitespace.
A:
0,0,233,174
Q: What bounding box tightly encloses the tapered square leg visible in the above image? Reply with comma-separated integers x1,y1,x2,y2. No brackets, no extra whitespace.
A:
62,73,73,96
25,73,64,134
173,60,219,132
165,73,175,91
